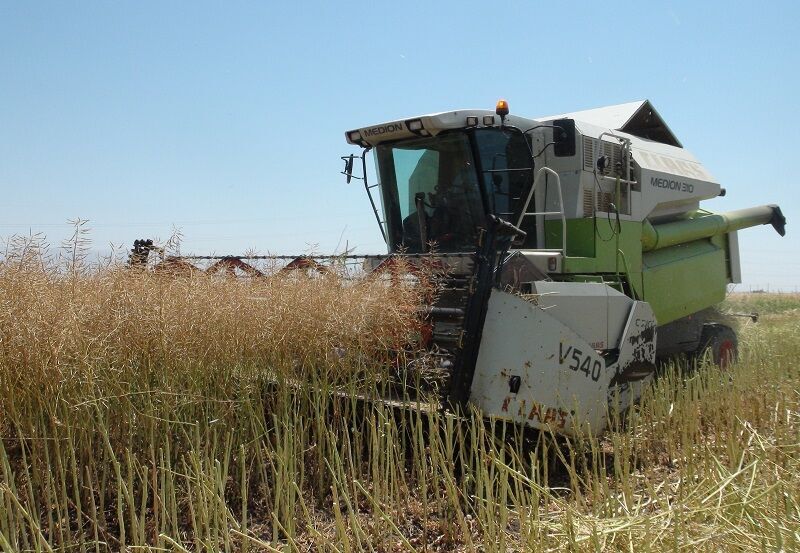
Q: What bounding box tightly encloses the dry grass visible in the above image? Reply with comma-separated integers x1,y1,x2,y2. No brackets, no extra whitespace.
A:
0,236,798,551
0,238,427,440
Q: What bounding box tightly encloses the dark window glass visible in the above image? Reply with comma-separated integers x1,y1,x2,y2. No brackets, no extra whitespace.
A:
474,129,536,246
375,133,485,253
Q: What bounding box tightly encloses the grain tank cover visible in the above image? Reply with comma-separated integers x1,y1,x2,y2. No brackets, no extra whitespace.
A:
542,100,682,147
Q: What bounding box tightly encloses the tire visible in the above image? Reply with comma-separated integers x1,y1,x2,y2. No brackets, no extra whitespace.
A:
697,323,738,369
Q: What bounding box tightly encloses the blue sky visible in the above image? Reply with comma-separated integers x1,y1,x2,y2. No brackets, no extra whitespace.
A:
1,1,797,289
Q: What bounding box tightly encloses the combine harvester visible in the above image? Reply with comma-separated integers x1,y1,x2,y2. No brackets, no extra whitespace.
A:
135,100,786,436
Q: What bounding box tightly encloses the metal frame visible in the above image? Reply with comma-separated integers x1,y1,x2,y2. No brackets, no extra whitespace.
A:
515,167,567,254
595,131,632,183
341,150,387,244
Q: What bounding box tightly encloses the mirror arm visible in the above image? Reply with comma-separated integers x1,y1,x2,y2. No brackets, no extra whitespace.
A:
532,141,556,158
522,124,564,135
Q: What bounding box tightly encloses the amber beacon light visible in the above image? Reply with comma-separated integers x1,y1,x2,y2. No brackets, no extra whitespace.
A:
495,99,509,126
495,99,509,117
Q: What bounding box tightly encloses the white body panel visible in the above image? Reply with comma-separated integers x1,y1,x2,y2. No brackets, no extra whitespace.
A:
528,281,632,351
571,120,720,220
728,231,742,283
470,287,657,436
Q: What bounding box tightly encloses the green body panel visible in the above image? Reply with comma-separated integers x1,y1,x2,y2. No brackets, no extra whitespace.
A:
641,238,728,324
546,219,643,269
544,218,596,257
548,219,645,299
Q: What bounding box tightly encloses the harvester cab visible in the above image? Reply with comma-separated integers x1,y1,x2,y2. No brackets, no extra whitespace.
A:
343,99,786,436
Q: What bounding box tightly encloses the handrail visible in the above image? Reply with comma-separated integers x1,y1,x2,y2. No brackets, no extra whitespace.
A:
594,131,632,183
515,166,567,255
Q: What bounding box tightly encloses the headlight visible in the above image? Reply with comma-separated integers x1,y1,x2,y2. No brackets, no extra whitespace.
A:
407,119,423,131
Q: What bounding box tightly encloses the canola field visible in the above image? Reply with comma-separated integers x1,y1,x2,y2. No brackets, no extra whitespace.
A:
0,241,797,552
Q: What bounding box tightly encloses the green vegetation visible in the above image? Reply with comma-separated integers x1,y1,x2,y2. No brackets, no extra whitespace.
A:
725,291,800,316
0,241,798,551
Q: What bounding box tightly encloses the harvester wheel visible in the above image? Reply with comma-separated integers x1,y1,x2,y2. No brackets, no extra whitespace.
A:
697,323,738,369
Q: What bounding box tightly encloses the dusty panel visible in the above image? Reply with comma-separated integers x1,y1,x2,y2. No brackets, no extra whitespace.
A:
471,290,657,436
471,290,612,434
528,281,633,350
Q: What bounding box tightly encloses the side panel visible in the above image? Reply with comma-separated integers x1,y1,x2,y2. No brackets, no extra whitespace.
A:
549,219,645,300
471,291,609,433
528,281,632,350
727,231,741,284
470,290,657,435
544,218,596,257
642,239,727,324
636,165,718,219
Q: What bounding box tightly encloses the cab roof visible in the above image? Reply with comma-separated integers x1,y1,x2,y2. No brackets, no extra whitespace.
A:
346,101,682,149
